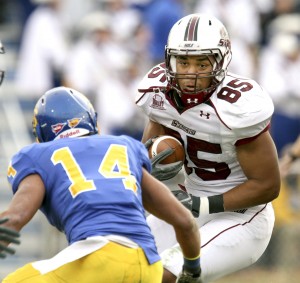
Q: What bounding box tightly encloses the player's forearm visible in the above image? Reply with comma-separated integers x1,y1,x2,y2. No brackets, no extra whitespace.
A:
141,120,165,143
189,179,280,215
0,212,24,232
174,216,200,259
223,180,280,211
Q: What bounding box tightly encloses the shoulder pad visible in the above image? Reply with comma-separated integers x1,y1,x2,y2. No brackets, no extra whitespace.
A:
135,63,168,103
214,74,274,129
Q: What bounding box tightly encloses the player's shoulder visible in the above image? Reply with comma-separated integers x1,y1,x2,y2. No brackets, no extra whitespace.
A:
214,72,274,128
111,134,151,170
12,142,39,158
135,62,168,103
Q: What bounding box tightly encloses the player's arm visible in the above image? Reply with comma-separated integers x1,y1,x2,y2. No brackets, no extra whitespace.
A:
141,168,201,278
0,174,45,246
141,119,166,143
223,131,280,211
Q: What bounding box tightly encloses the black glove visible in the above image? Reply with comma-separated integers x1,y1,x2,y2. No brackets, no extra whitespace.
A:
177,254,201,283
172,189,192,210
0,218,20,258
176,269,202,283
144,137,183,181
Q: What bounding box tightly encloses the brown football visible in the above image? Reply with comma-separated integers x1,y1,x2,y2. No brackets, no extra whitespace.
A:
148,135,185,164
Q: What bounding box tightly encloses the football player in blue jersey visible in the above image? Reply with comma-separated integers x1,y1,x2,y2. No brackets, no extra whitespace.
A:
0,86,201,283
0,40,21,259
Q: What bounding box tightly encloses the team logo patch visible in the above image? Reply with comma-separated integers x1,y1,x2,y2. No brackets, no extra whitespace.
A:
150,94,166,110
51,123,66,135
68,118,82,128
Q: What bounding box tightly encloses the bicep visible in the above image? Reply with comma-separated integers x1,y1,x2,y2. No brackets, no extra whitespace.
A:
7,174,46,230
237,131,280,189
223,131,280,211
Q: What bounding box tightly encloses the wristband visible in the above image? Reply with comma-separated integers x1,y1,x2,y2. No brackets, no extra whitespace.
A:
183,255,201,274
191,194,224,217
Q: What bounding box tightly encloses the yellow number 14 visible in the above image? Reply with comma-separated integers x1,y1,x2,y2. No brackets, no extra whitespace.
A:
51,145,137,198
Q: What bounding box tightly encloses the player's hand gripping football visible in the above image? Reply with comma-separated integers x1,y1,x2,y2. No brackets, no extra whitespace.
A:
144,137,183,181
0,218,20,258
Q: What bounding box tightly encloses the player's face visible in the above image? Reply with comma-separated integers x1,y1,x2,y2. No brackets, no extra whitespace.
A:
175,55,214,93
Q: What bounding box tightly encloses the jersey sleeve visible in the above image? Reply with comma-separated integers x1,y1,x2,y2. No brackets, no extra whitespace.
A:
7,144,46,194
135,63,167,117
216,77,274,141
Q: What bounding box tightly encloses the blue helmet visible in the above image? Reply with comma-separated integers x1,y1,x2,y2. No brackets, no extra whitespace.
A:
32,86,98,142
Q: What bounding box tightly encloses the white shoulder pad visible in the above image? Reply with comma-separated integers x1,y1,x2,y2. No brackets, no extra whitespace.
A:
214,74,274,130
135,63,167,104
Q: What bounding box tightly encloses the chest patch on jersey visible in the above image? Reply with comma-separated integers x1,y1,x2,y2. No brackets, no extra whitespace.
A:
150,94,166,110
171,120,196,135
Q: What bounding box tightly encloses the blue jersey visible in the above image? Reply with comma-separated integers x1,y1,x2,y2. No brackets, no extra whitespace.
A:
7,135,160,264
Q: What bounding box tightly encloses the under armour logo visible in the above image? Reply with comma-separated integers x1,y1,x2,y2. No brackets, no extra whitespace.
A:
187,98,198,104
199,111,210,119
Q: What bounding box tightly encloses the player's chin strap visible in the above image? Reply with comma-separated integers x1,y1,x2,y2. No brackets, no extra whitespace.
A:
172,190,224,217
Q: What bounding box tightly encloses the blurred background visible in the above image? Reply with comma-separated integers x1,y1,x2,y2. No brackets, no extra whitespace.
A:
0,0,300,281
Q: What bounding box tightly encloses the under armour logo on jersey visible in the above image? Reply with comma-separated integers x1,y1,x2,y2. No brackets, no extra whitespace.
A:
187,98,199,104
199,111,210,119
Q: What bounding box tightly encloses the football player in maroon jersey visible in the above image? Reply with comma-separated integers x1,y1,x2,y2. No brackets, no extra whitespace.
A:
136,13,280,283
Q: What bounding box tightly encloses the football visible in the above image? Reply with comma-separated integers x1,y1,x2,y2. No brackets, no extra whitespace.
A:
148,135,185,164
